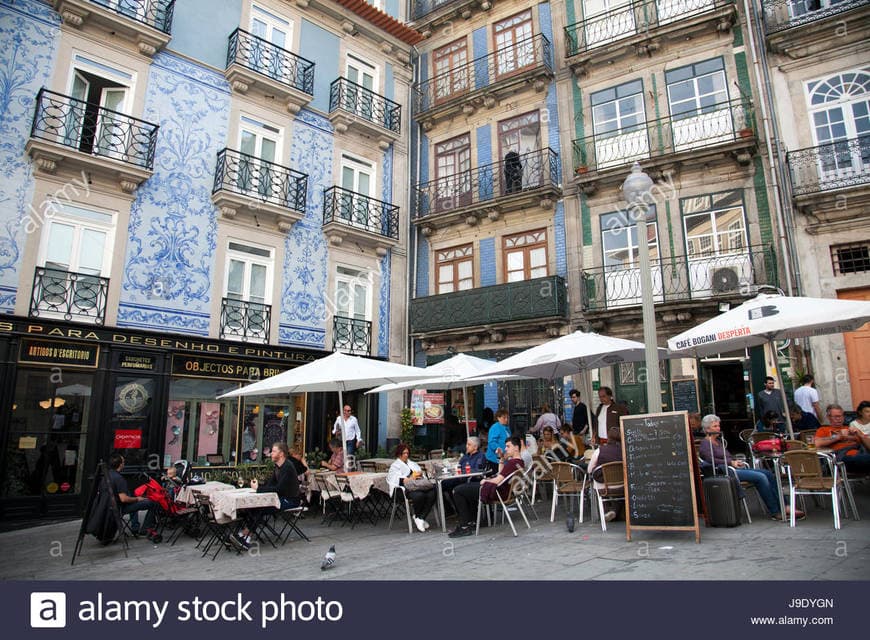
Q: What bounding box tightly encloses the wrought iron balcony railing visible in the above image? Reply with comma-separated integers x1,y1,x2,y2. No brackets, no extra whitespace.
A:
414,147,560,219
581,244,777,312
329,78,401,133
323,186,400,241
412,0,469,20
787,136,870,197
572,99,754,172
212,148,308,212
415,33,553,115
29,267,109,324
30,88,159,169
333,315,372,355
220,298,271,342
761,0,868,34
227,28,315,95
410,275,568,334
90,0,176,34
565,0,734,56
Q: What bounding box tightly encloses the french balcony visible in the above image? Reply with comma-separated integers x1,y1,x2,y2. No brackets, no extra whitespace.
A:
415,33,553,129
29,267,109,325
411,0,494,35
571,99,756,194
333,316,372,356
762,0,870,57
414,147,561,233
220,298,271,343
564,0,737,76
224,28,315,113
787,136,870,226
53,0,175,56
328,78,401,149
322,186,400,254
25,88,158,193
580,244,777,314
211,148,308,232
410,275,568,339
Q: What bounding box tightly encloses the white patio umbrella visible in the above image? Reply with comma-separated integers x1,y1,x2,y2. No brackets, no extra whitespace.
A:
366,353,526,438
218,352,428,470
462,331,670,426
667,293,870,437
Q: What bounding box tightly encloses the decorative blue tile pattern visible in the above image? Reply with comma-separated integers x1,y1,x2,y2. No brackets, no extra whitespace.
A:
554,201,567,277
473,27,488,90
546,80,561,158
0,0,60,314
484,382,498,415
278,109,332,348
118,52,231,335
419,133,429,184
416,235,429,297
377,145,393,358
476,124,492,201
479,237,495,287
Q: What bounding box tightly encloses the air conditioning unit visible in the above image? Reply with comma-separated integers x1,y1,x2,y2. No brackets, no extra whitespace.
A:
710,266,741,294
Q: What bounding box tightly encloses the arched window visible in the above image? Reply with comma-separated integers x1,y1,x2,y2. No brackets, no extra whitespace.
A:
806,69,870,177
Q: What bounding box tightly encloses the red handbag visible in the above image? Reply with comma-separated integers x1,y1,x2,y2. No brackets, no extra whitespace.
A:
752,439,781,454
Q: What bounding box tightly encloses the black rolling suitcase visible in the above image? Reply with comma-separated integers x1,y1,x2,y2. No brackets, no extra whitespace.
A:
702,440,741,527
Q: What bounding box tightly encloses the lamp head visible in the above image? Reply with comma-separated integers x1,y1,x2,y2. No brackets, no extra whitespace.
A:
622,162,655,207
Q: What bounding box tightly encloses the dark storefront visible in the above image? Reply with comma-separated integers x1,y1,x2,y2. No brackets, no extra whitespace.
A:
0,317,377,521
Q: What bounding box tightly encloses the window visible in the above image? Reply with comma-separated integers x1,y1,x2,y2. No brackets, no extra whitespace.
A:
434,133,471,212
807,69,870,179
433,38,469,104
583,0,636,48
591,79,648,168
493,10,534,78
832,243,870,275
63,54,136,162
35,203,115,321
600,209,659,269
237,115,283,202
436,245,473,294
498,111,541,192
247,4,294,82
681,191,747,258
666,58,731,151
504,229,548,282
223,241,274,342
344,53,378,120
334,266,371,354
338,154,377,231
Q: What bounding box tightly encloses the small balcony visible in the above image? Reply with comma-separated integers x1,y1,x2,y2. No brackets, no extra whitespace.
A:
410,275,568,337
580,244,777,313
564,0,737,76
762,0,870,56
220,298,271,343
571,99,756,193
53,0,175,55
411,0,494,35
211,148,308,232
787,137,870,225
415,33,553,129
414,147,561,232
333,316,372,356
26,88,158,193
322,186,400,253
328,78,401,149
29,267,109,325
224,28,315,113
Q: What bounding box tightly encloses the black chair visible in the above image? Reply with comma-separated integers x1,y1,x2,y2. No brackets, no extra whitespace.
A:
276,505,310,544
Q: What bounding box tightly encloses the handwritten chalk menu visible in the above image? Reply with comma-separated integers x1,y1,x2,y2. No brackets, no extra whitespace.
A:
620,411,700,543
671,379,699,413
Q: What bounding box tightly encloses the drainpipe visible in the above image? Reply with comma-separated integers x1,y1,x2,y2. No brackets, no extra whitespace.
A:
406,44,421,368
741,0,799,296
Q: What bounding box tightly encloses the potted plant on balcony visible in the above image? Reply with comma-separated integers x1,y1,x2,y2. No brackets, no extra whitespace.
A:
738,126,754,139
575,164,590,175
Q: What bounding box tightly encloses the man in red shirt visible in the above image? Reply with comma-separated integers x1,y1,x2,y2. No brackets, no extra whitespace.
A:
815,404,870,475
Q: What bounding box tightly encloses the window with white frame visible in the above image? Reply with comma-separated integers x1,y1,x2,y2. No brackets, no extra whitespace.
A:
591,79,648,168
600,209,659,269
338,153,377,231
583,0,636,49
237,114,283,202
223,241,274,342
35,203,115,321
334,266,372,354
504,229,548,282
247,4,294,81
681,191,747,258
436,244,473,294
666,58,731,151
344,53,378,120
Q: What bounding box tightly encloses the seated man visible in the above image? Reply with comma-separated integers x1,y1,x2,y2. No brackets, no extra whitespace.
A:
587,426,624,521
107,454,158,536
814,404,870,475
554,425,580,463
237,442,301,547
698,414,801,521
448,436,525,538
440,437,487,514
320,438,345,471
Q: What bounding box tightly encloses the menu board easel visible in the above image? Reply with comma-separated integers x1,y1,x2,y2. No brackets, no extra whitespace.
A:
620,411,700,543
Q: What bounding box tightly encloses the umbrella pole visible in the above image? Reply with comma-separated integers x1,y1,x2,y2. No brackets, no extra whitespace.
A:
769,340,795,439
339,388,349,472
463,385,471,441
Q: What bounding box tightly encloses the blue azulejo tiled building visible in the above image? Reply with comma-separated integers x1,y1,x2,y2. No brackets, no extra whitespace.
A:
0,0,421,518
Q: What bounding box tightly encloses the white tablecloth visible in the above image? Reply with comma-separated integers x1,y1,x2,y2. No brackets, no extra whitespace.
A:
211,488,280,522
176,481,236,505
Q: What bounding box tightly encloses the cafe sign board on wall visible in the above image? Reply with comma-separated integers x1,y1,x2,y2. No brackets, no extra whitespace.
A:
19,338,99,368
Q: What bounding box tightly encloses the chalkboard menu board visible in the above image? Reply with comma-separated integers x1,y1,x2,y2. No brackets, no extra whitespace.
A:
620,411,700,542
671,379,699,413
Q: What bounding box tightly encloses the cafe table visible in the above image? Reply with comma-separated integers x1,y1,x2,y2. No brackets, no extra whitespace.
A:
433,468,486,532
210,487,280,523
176,481,235,505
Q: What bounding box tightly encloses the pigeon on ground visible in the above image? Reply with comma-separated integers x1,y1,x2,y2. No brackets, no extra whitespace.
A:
321,545,336,571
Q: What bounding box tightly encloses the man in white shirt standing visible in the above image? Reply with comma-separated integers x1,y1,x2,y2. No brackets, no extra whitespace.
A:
793,374,822,428
333,405,363,455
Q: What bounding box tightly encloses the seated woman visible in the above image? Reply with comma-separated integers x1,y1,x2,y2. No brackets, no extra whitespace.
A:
850,400,870,436
537,426,561,457
387,443,436,532
587,426,624,522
